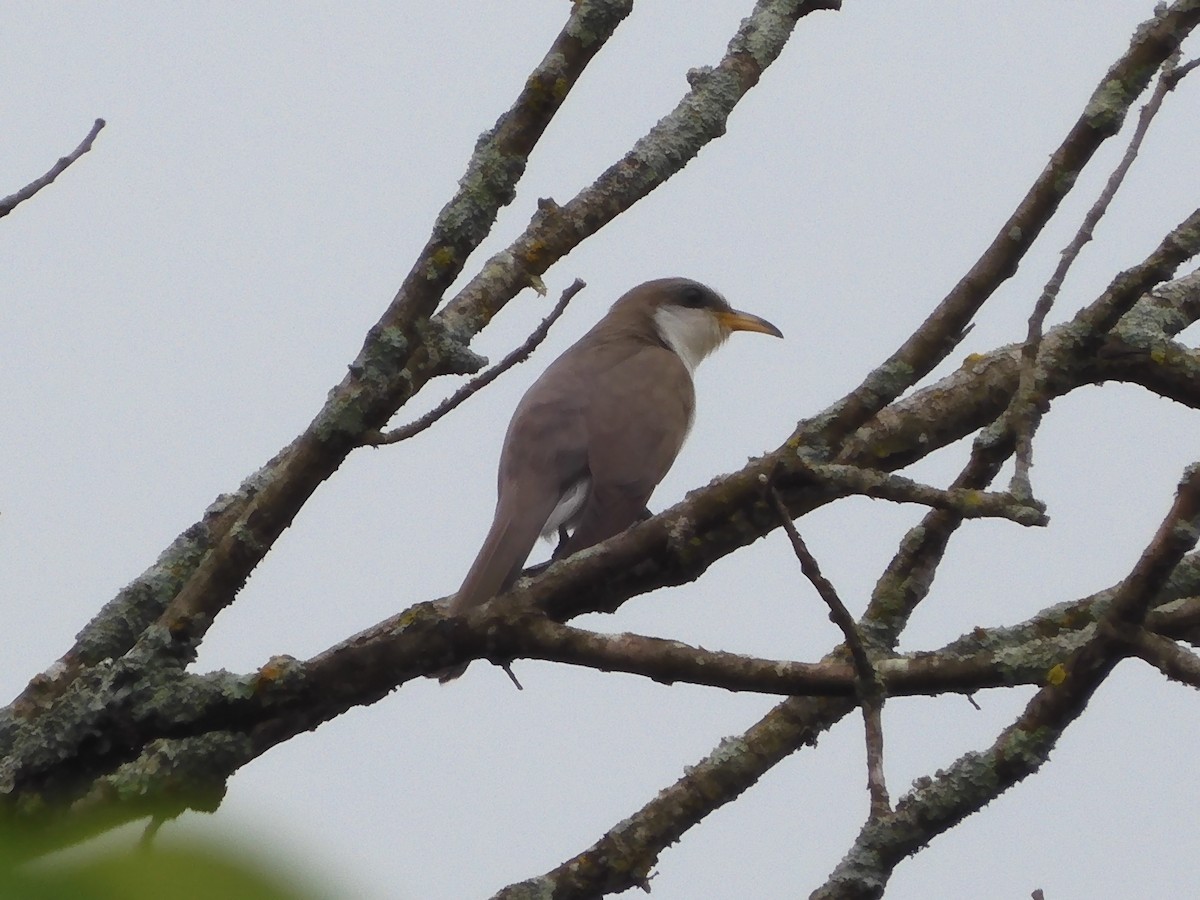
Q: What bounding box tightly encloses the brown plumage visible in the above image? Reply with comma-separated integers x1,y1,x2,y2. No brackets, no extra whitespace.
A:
440,278,781,682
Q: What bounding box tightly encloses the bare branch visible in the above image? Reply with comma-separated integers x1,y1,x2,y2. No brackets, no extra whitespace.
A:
382,1,632,340
783,461,1047,526
11,514,1185,854
138,815,165,851
766,484,890,817
301,613,1058,703
765,487,874,676
1118,266,1200,338
0,119,105,219
1148,592,1200,644
363,279,584,446
1009,52,1186,499
1073,202,1200,338
506,618,1058,697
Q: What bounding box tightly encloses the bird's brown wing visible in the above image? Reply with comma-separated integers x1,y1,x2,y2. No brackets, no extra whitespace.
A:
557,342,693,556
447,349,592,615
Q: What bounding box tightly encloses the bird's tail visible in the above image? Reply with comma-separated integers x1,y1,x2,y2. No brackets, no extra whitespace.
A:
447,500,548,617
437,497,551,685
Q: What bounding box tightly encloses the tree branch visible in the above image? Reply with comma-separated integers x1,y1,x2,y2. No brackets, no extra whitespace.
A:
0,119,105,218
766,484,891,816
1008,50,1193,500
779,461,1047,526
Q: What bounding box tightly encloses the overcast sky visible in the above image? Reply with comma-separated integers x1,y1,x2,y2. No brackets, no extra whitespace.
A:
4,3,1199,898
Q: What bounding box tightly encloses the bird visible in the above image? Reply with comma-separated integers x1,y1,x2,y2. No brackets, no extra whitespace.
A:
439,277,781,682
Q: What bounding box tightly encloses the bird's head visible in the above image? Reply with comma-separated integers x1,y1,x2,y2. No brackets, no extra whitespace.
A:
627,277,782,372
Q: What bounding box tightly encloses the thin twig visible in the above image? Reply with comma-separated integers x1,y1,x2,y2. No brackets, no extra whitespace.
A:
500,662,524,691
764,487,873,677
859,700,888,815
766,484,890,817
364,279,585,445
1010,52,1194,498
0,118,106,218
785,459,1047,526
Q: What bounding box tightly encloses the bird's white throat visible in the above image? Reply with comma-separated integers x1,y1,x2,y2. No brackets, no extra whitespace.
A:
653,306,727,374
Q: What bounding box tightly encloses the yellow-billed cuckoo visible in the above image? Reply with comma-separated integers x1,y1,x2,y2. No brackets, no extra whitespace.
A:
440,277,781,682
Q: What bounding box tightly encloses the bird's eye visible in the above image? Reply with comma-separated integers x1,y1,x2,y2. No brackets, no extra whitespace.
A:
680,286,706,308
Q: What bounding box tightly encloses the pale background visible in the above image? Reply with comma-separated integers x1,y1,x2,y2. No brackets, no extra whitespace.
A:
4,3,1198,898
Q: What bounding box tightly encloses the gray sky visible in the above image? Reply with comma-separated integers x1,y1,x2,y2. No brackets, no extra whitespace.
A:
4,3,1198,898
